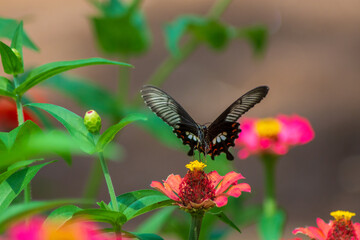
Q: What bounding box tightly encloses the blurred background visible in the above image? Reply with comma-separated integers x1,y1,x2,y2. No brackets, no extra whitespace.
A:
1,0,360,239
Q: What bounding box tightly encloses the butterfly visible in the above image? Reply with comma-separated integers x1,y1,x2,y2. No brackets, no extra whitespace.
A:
141,85,269,160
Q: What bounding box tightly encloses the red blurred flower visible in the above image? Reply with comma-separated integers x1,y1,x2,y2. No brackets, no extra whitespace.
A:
236,114,314,159
1,216,125,240
0,97,39,131
293,210,360,240
151,160,251,211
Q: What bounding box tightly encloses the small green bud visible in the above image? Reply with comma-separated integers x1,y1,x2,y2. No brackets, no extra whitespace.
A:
11,48,22,63
84,110,102,134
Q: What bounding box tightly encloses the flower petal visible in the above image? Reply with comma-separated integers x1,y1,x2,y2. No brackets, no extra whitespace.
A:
354,222,360,239
316,218,331,236
207,171,223,188
164,174,182,194
150,180,179,201
213,195,228,207
226,183,251,197
215,171,245,195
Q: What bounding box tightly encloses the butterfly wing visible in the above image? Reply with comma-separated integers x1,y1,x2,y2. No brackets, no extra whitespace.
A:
141,85,201,156
207,86,269,160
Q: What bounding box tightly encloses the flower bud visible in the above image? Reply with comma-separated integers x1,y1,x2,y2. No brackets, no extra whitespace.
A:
84,110,101,134
11,48,22,63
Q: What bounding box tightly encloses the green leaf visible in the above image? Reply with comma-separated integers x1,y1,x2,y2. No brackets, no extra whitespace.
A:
92,15,151,56
0,199,77,231
12,120,42,150
45,205,82,228
42,74,118,117
258,209,286,240
209,210,241,233
0,159,41,184
137,207,176,233
116,189,173,220
73,209,127,226
97,201,112,211
96,113,147,152
0,17,39,51
125,231,164,240
91,0,151,55
15,58,133,95
25,103,95,154
0,130,85,168
236,25,268,56
0,41,23,75
0,76,15,98
189,19,229,50
129,108,184,150
0,120,41,151
10,21,24,69
164,15,204,56
0,161,52,210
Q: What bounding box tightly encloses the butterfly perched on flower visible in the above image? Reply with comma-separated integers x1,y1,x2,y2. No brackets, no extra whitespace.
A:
141,85,269,160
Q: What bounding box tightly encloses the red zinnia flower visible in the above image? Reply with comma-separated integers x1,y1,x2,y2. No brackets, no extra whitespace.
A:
293,210,360,240
0,97,39,131
151,160,251,211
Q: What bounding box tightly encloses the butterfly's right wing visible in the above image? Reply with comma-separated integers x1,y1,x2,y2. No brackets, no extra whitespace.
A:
141,85,200,156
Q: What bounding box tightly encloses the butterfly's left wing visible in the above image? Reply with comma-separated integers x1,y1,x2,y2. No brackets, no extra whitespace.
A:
141,85,201,156
207,86,269,160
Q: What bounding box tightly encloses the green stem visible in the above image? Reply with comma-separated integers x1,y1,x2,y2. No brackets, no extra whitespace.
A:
83,159,103,203
261,154,278,216
134,0,233,105
14,76,30,203
114,224,122,240
188,212,204,240
14,76,24,125
117,56,131,107
98,152,119,212
146,38,199,87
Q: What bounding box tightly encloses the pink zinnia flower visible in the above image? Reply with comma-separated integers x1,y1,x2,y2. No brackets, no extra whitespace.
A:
293,210,360,240
151,160,251,211
236,114,314,159
1,216,123,240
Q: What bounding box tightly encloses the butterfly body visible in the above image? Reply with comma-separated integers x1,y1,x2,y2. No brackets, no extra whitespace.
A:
141,85,269,160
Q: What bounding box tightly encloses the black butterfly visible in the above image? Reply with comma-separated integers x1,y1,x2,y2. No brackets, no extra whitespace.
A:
141,85,269,160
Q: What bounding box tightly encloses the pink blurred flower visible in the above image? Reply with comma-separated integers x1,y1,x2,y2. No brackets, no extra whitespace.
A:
151,160,251,211
1,216,124,240
236,114,314,159
293,210,360,240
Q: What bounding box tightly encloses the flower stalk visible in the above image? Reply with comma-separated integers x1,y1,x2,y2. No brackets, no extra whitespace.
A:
14,75,30,203
188,212,205,240
98,152,119,212
261,154,277,216
134,0,233,104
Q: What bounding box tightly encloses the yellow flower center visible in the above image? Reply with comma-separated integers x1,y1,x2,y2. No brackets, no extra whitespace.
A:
185,160,207,171
255,118,281,138
330,210,356,221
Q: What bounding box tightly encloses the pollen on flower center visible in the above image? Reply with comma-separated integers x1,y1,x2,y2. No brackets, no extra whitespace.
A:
331,210,356,221
255,118,281,138
185,160,207,171
179,161,215,209
327,210,358,240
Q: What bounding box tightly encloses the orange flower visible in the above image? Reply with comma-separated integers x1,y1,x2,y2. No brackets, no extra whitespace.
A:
151,160,251,211
293,210,360,240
